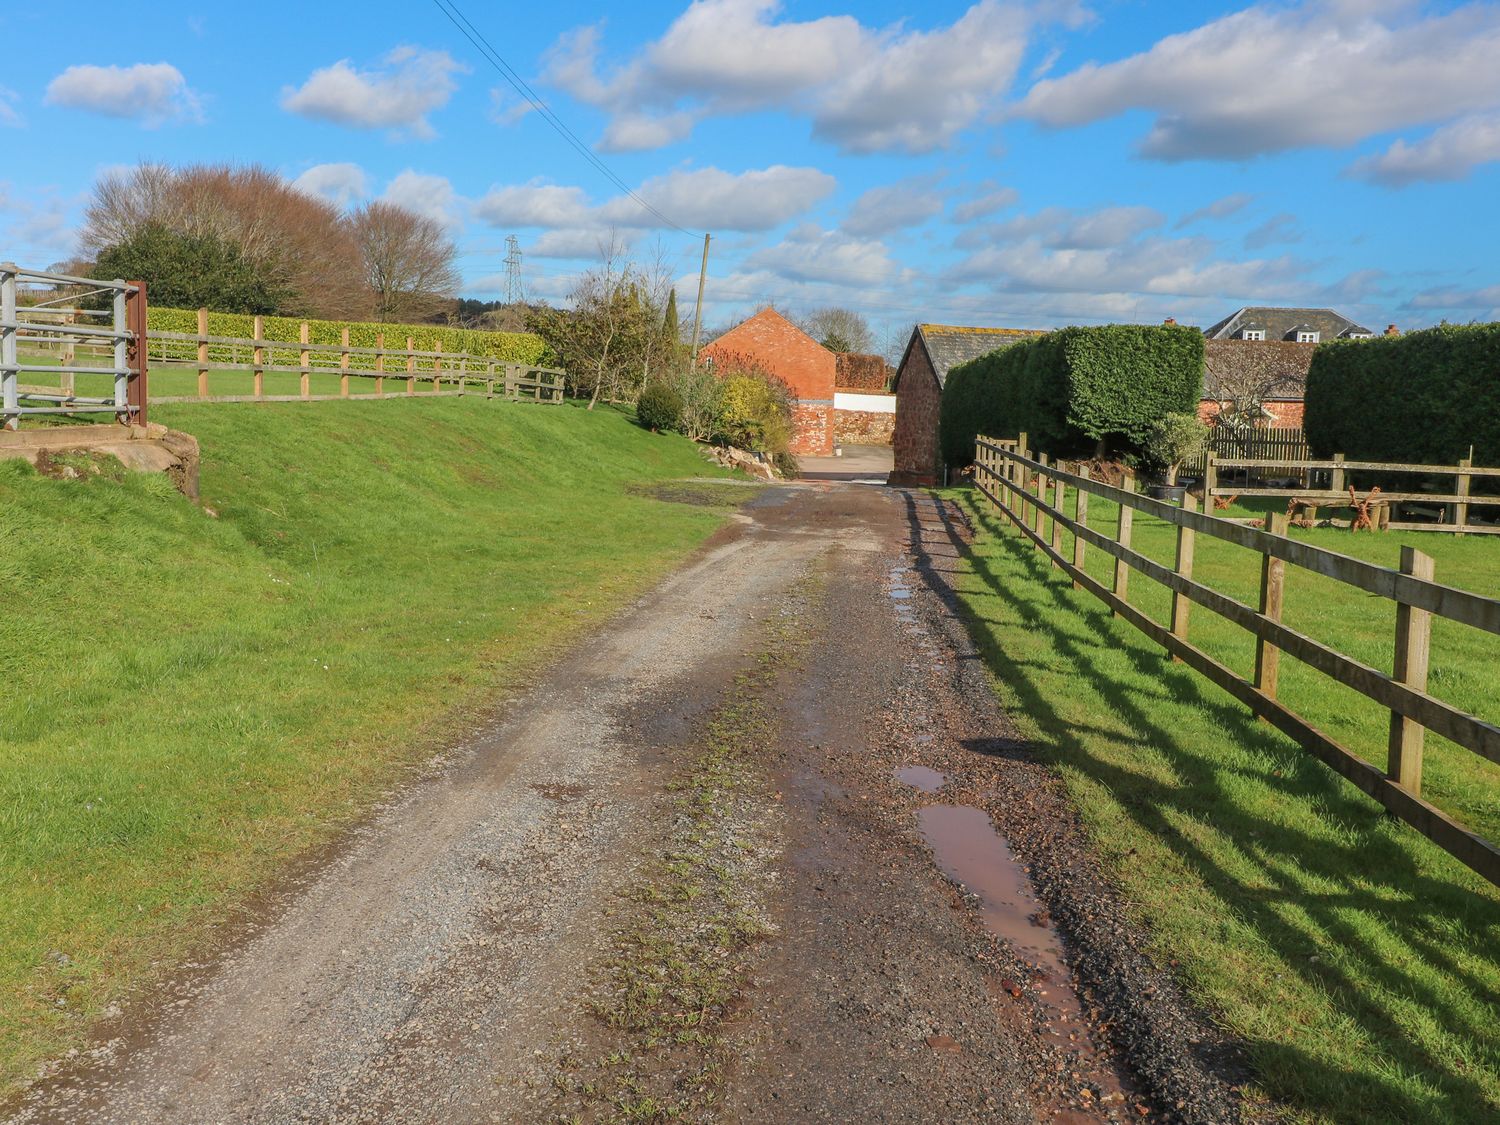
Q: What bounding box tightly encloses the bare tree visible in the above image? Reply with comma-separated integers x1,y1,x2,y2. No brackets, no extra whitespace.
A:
351,202,461,323
1203,340,1314,432
799,306,874,353
81,163,369,318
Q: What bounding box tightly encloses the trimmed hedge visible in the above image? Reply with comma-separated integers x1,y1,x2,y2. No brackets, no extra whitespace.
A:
1304,324,1500,465
147,307,547,364
940,324,1204,466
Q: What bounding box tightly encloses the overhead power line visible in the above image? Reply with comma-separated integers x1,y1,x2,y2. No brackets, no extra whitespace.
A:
430,0,700,239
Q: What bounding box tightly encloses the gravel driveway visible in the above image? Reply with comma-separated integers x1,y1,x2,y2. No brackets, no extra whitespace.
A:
6,482,1250,1125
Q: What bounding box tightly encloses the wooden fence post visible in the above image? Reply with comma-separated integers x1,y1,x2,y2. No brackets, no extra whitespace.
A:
433,340,443,394
1455,457,1472,534
406,336,416,396
1072,466,1090,589
1204,452,1217,508
1255,512,1289,702
1050,474,1065,567
1171,492,1198,650
299,321,310,399
1387,545,1435,794
1035,453,1050,538
375,332,385,395
196,307,209,398
340,327,350,397
252,314,264,398
1330,453,1346,494
1112,472,1135,612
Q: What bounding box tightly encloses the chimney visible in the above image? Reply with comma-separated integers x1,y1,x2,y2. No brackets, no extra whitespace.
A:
1385,324,1400,336
1163,317,1176,326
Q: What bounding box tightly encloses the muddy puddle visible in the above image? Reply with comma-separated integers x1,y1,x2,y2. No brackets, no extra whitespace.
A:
916,804,1130,1109
894,764,945,793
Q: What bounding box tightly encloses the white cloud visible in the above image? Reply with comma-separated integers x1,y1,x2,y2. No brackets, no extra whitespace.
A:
842,177,945,237
45,63,200,125
600,165,836,231
380,170,465,229
474,183,593,229
953,204,1163,250
1019,2,1500,161
1244,213,1301,250
281,47,464,139
1405,282,1500,319
475,165,834,235
1350,113,1500,186
546,0,1032,154
291,163,369,208
0,87,21,128
1175,193,1255,229
529,229,633,259
743,225,909,286
952,186,1019,223
1,188,81,258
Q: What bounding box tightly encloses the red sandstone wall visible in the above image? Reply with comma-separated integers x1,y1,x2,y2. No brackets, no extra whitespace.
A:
790,404,834,456
835,409,895,445
890,344,941,484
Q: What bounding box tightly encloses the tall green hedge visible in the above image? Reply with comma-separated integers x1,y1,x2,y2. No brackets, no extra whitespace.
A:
1304,324,1500,465
147,307,547,364
940,324,1204,466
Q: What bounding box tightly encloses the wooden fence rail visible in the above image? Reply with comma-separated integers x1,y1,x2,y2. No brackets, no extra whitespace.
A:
17,311,565,407
1205,453,1499,536
972,433,1500,887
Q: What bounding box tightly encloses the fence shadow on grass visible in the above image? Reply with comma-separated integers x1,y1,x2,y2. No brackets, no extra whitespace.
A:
899,487,1500,1125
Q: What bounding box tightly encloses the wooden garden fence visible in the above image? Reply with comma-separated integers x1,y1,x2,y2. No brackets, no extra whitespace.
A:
1205,453,1500,535
972,432,1500,887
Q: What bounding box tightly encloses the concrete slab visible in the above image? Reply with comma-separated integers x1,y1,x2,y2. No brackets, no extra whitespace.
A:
798,443,893,483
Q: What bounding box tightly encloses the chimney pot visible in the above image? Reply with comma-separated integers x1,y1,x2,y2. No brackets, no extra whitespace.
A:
1164,317,1176,325
1385,324,1400,336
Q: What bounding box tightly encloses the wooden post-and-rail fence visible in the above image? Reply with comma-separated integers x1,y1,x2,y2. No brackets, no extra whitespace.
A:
145,312,564,405
971,433,1500,888
1204,452,1500,536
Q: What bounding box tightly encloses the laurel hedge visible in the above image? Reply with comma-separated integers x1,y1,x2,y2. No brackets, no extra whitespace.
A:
1304,324,1500,465
146,307,547,365
941,324,1204,466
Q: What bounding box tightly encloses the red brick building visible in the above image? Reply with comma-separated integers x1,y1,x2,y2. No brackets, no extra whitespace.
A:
699,308,836,456
889,324,1044,486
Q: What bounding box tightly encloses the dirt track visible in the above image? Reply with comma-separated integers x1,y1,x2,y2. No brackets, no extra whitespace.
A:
6,482,1251,1124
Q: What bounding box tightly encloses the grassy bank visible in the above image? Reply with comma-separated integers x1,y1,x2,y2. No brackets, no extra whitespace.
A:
0,398,747,1094
943,487,1500,1124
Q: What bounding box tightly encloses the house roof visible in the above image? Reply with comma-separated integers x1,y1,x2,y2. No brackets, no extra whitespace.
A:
1204,306,1373,341
895,323,1046,391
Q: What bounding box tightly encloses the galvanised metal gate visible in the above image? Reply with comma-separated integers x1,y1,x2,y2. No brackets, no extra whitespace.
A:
0,262,148,430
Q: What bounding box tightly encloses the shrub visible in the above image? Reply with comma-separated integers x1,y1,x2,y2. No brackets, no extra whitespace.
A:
669,365,725,442
146,307,547,365
718,371,795,454
636,381,684,432
940,324,1204,467
1142,412,1210,485
94,224,287,314
1304,324,1500,465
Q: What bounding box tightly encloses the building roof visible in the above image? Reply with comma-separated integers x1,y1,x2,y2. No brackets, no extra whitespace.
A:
895,323,1046,391
1204,306,1373,341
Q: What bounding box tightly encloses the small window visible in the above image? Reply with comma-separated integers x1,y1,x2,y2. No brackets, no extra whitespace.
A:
1241,329,1265,341
1297,330,1319,343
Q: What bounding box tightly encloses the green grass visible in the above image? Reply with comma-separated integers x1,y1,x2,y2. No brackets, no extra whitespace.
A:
941,485,1500,1123
0,397,750,1095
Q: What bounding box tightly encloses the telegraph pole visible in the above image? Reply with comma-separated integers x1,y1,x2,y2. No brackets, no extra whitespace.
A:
690,232,711,365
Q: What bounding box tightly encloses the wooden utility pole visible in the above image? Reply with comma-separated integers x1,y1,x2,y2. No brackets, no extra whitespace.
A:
690,232,711,365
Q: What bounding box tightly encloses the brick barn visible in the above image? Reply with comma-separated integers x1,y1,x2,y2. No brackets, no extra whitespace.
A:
888,324,1043,486
699,308,835,456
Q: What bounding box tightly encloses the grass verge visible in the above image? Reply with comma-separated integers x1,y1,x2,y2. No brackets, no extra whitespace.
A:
0,397,754,1096
941,485,1500,1124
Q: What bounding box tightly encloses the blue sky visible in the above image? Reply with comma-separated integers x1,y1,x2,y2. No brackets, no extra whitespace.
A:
3,0,1498,346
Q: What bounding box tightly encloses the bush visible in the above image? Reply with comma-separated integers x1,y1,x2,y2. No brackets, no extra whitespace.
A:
1142,412,1210,485
94,224,286,314
940,324,1203,467
669,365,725,442
636,381,684,432
718,371,795,454
1304,324,1500,465
147,307,546,365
